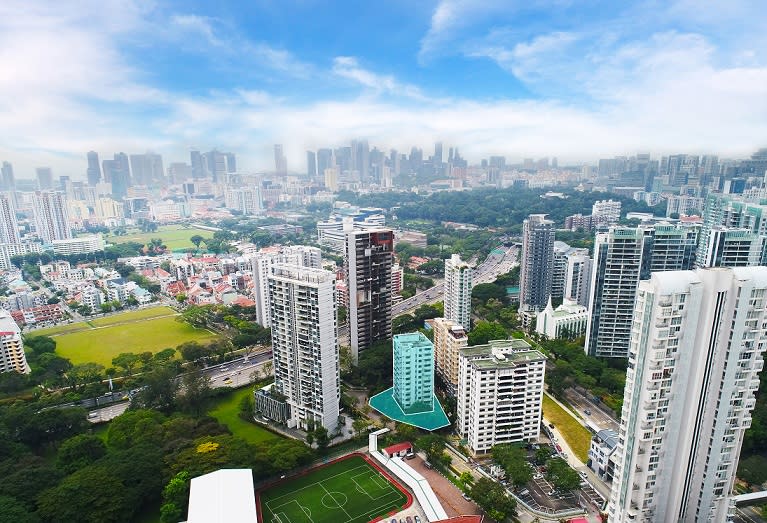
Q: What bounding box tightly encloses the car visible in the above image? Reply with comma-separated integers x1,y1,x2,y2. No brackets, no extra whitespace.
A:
88,411,99,418
584,409,591,415
391,519,397,523
579,471,588,478
405,452,415,460
406,517,413,523
424,461,433,469
414,517,421,523
548,423,555,428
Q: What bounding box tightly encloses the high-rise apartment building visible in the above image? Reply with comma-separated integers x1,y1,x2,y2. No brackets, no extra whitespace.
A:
36,167,53,190
444,254,472,331
0,162,14,192
520,214,555,311
432,317,468,396
268,264,339,432
190,150,206,179
204,150,227,182
0,310,29,374
608,267,767,522
591,199,622,228
696,194,767,267
224,187,262,216
345,228,394,363
0,194,20,244
86,151,101,186
393,332,435,414
586,224,698,358
324,167,338,192
32,191,72,243
697,227,764,268
457,339,546,454
564,250,592,307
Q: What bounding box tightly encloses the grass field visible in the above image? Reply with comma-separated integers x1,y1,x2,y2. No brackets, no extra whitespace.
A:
28,307,218,367
208,387,280,445
258,454,410,523
542,394,591,462
105,224,211,251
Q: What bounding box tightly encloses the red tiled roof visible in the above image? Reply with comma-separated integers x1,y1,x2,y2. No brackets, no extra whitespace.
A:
436,517,483,523
383,442,413,455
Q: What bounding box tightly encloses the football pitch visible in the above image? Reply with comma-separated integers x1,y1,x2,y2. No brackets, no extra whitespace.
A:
258,454,411,523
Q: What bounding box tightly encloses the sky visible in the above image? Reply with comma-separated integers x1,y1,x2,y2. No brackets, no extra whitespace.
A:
1,0,766,178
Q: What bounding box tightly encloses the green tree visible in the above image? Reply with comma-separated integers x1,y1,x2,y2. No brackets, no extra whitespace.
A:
37,465,131,523
0,495,40,523
178,341,212,364
469,477,516,521
468,321,507,346
111,352,141,377
160,471,191,523
133,366,180,413
190,235,204,251
492,444,533,487
56,434,107,474
177,371,212,416
738,455,767,486
545,457,581,491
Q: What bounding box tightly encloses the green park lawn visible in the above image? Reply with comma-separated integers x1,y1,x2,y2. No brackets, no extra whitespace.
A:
258,454,410,523
28,307,217,367
542,394,592,462
104,224,211,251
208,387,279,445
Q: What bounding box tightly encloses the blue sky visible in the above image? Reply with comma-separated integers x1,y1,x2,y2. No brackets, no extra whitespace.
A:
0,0,766,177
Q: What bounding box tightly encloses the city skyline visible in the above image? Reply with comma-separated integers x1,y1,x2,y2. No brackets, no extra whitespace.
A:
1,1,765,176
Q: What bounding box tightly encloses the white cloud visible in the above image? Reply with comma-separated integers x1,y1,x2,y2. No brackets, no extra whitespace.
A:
332,57,429,101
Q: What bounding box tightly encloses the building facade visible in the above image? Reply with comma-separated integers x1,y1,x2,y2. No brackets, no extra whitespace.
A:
432,317,468,396
0,194,20,245
268,264,339,432
0,310,29,374
444,254,472,331
393,332,435,414
536,298,589,339
519,214,555,312
32,191,72,243
608,267,767,522
457,339,546,454
345,228,394,363
586,224,698,358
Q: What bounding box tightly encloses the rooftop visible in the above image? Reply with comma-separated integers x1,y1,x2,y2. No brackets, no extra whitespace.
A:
369,388,450,431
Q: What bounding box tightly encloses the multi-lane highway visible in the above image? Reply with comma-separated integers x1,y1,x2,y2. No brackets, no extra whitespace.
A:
392,245,518,317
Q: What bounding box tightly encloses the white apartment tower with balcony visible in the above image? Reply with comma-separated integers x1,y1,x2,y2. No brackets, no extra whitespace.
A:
268,264,340,432
0,310,29,374
432,317,468,396
0,193,20,244
444,253,472,331
608,267,767,522
457,339,546,454
32,191,72,243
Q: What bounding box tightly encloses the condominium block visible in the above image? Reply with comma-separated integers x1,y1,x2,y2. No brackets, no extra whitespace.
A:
0,194,20,244
0,310,29,374
268,264,339,432
457,339,546,454
586,223,698,358
520,214,554,311
444,254,472,330
565,250,592,307
591,199,622,228
345,228,394,363
696,193,767,267
32,191,72,243
393,332,435,414
432,317,468,396
608,267,767,522
224,187,262,215
697,226,764,268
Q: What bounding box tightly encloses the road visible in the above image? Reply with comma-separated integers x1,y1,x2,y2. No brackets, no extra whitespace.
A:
391,245,519,317
564,387,620,433
733,505,767,523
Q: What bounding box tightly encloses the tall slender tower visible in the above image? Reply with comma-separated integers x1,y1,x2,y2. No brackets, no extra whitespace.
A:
444,254,472,330
268,264,339,432
36,167,54,190
608,267,767,522
520,214,555,311
32,191,72,243
345,227,394,363
86,151,102,186
0,194,20,244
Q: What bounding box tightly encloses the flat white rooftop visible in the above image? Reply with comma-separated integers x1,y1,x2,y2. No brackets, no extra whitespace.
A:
185,469,257,523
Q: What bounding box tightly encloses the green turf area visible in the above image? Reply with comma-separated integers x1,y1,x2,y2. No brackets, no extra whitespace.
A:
104,224,211,251
259,454,409,523
542,394,591,462
28,308,217,367
208,387,280,445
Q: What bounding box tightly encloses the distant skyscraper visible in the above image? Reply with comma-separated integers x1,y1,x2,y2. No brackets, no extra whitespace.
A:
520,214,555,311
205,150,227,182
129,153,164,187
444,254,472,330
0,194,20,244
103,154,130,200
317,148,333,177
0,310,29,374
32,191,71,243
274,144,287,175
324,167,338,192
434,142,443,165
86,151,102,186
268,264,339,431
224,152,236,173
1,162,14,193
190,150,206,179
608,267,767,522
306,150,317,179
345,227,394,363
586,224,698,358
35,167,53,190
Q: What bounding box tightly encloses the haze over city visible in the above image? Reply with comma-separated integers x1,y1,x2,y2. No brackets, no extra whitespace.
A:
1,0,766,176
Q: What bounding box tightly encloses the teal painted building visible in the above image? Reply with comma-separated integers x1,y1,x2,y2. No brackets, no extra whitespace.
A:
393,332,434,414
